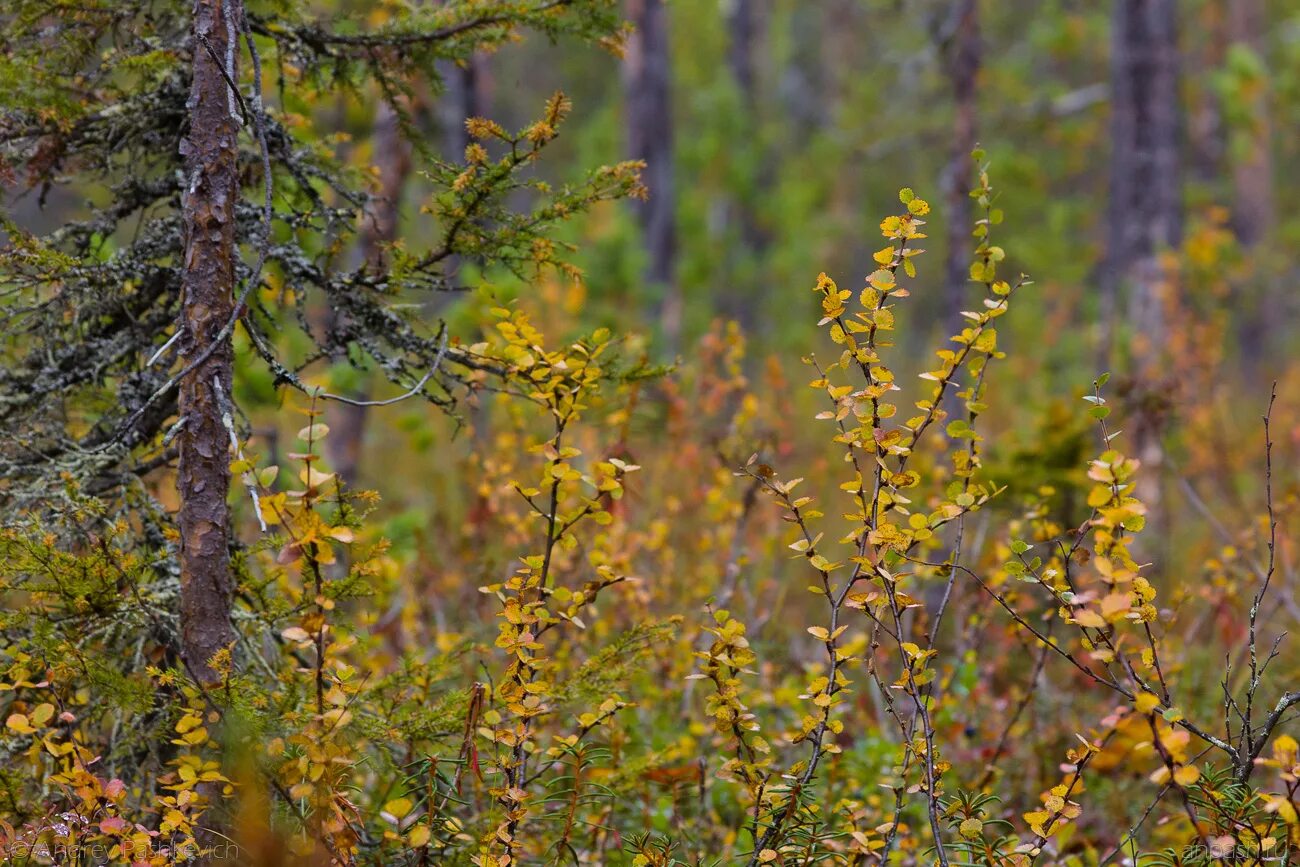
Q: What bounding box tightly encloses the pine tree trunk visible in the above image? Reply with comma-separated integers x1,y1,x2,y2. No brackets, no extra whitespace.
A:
624,0,679,350
940,0,980,339
780,7,827,135
1226,0,1276,367
1187,1,1226,184
442,55,497,444
1227,0,1273,249
1101,0,1182,366
1104,0,1182,547
178,0,240,686
444,54,488,158
726,0,758,105
325,99,412,486
722,0,769,335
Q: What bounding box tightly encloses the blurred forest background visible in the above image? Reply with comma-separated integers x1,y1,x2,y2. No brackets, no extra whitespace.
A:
7,0,1300,545
276,0,1299,564
4,0,1300,864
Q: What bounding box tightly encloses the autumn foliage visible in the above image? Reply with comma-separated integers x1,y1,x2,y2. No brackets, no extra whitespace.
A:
0,161,1296,864
2,2,1299,866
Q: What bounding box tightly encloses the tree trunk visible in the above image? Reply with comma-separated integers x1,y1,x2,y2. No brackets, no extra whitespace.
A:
178,0,241,687
1101,0,1182,367
939,0,980,339
624,0,679,351
780,7,827,136
444,54,489,159
1227,0,1273,249
1226,0,1278,369
727,0,759,106
721,0,768,334
1103,0,1182,547
325,99,412,486
1187,1,1225,184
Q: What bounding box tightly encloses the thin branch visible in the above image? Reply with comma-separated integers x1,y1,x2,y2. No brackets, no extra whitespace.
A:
311,327,450,407
1241,382,1279,770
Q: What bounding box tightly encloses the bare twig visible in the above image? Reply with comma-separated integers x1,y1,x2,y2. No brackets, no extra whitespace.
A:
310,327,450,407
1240,383,1279,774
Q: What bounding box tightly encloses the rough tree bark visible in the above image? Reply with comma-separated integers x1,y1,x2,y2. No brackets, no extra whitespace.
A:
1101,0,1182,366
624,0,679,350
938,0,980,339
178,0,241,686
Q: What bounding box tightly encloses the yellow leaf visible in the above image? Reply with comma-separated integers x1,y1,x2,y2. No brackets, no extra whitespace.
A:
299,466,336,489
1099,592,1132,621
6,713,35,734
29,703,54,726
175,712,203,734
297,423,330,442
1023,810,1049,835
383,797,413,819
1135,692,1160,714
1073,609,1106,629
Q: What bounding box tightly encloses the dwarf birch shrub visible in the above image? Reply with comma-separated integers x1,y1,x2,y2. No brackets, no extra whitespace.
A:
2,162,1297,867
673,167,1299,866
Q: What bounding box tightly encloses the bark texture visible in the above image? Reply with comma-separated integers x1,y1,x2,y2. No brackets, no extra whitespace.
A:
624,0,679,348
178,0,240,685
